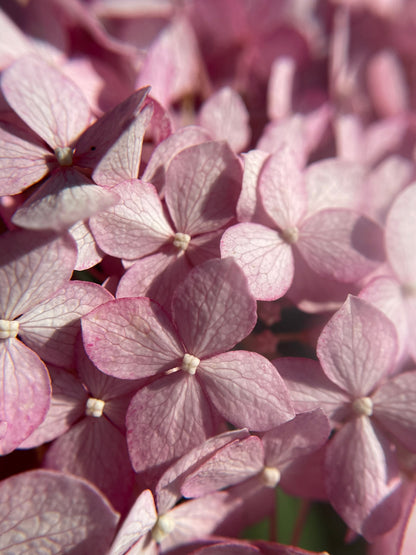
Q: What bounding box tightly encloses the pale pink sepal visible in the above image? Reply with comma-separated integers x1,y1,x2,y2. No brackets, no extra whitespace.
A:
136,17,201,107
172,258,257,358
304,158,366,215
92,103,154,187
181,436,264,498
0,339,51,455
74,87,151,168
69,220,104,271
367,50,408,118
18,281,113,367
258,147,306,230
126,372,218,473
198,87,251,152
200,351,295,431
373,371,416,452
117,250,192,312
0,10,33,68
276,357,350,424
108,489,157,555
297,209,384,283
220,223,294,301
0,470,119,554
262,409,331,469
267,57,296,120
0,230,77,319
141,125,212,192
156,429,251,513
82,297,183,379
1,55,90,149
385,183,416,285
360,276,409,364
160,491,243,553
90,180,173,259
165,141,242,236
12,168,119,231
317,296,397,397
0,124,49,195
236,150,270,223
19,366,86,449
44,416,135,514
325,417,402,539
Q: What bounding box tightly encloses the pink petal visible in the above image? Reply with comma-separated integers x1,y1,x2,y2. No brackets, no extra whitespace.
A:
82,297,183,379
126,373,218,474
0,340,51,454
136,17,201,107
44,416,135,514
360,276,409,364
0,470,119,554
18,281,113,367
317,296,398,396
90,180,173,259
69,220,104,271
0,230,76,319
199,351,295,431
236,150,270,222
262,409,331,469
108,489,157,555
118,250,192,314
325,417,402,539
2,55,90,148
385,183,416,285
304,158,365,214
181,436,264,498
92,103,154,187
220,223,294,301
258,146,307,229
297,209,385,283
74,87,150,167
276,357,350,423
373,371,416,452
256,116,307,166
165,141,242,236
156,428,251,513
267,57,295,120
198,87,251,152
367,50,408,117
141,125,212,192
12,168,119,231
0,124,49,195
172,258,257,358
20,366,86,449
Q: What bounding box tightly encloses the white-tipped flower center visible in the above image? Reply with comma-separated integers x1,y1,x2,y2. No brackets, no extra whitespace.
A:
152,513,176,543
181,353,200,375
0,319,19,340
85,397,105,418
352,396,373,417
55,146,73,166
173,232,191,252
280,226,299,244
261,466,281,488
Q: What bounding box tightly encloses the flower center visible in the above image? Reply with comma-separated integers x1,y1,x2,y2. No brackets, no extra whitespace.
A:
260,466,281,488
54,146,74,166
280,226,299,244
181,353,200,375
151,513,175,543
85,397,105,417
0,319,19,340
352,396,373,417
173,232,191,252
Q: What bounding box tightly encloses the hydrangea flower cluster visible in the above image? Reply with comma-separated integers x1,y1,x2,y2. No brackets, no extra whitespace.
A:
1,1,416,554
